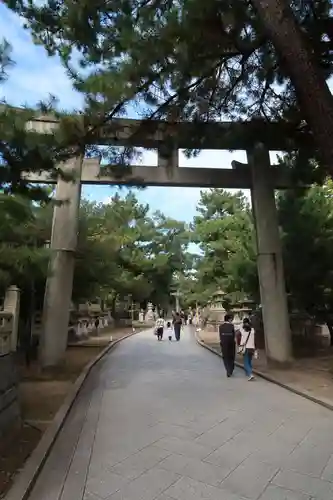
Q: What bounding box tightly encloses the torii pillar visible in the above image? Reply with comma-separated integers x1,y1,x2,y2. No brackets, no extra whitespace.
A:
247,144,292,364
39,156,83,368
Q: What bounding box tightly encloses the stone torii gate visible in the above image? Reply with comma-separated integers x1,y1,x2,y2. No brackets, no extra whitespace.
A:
26,116,305,367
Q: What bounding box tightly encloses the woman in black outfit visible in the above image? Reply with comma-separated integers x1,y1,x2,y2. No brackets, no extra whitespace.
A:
173,312,182,341
219,314,236,377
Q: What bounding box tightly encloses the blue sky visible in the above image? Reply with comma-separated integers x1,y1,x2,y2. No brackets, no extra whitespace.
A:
0,3,263,222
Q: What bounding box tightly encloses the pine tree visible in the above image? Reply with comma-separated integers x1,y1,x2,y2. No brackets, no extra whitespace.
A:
0,38,97,200
0,193,50,324
277,180,333,343
251,0,333,170
5,0,333,177
191,189,258,304
0,39,12,83
191,183,333,345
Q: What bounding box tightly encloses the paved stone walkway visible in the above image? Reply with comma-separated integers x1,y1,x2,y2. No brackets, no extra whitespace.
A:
28,329,333,500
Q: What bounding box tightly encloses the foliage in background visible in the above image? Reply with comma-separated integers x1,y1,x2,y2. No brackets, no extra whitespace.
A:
0,194,51,321
278,180,333,334
0,189,191,316
190,189,258,306
66,193,190,311
3,182,333,335
189,183,333,335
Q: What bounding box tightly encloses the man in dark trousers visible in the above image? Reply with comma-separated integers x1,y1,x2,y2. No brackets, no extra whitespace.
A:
219,314,236,377
173,312,183,341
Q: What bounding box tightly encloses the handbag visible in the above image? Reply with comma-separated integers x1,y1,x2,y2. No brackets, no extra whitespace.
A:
237,331,251,355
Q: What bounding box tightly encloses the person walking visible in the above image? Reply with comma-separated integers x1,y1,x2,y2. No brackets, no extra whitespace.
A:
173,312,182,341
238,320,256,381
94,317,100,336
166,321,173,341
155,316,164,341
219,314,236,377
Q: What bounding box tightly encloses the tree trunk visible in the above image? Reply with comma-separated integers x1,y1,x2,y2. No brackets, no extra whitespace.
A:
327,321,333,346
110,294,118,319
250,0,333,170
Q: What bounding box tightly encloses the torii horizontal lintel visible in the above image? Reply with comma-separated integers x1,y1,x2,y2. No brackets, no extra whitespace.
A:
14,107,312,151
25,161,296,189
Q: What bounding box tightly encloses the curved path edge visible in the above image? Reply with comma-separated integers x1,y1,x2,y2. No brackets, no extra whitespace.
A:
5,330,139,500
194,329,333,413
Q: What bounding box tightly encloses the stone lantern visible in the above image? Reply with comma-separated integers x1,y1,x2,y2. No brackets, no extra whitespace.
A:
203,290,227,332
170,291,181,313
209,290,227,321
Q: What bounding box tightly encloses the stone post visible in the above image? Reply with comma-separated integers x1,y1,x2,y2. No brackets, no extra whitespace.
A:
170,291,180,313
158,145,178,169
3,285,20,352
145,303,155,323
40,156,83,368
247,143,292,364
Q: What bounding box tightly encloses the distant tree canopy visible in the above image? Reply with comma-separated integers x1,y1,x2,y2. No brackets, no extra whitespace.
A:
190,188,258,306
3,174,333,342
0,190,191,316
189,180,333,334
74,193,191,311
0,194,50,298
278,180,333,324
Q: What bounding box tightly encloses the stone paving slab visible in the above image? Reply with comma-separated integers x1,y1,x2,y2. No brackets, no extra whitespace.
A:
22,328,333,500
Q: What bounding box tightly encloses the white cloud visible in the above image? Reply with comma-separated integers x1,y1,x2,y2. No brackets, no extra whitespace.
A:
0,4,82,109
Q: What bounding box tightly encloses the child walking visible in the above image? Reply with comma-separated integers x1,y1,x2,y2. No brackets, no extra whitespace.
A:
166,321,173,341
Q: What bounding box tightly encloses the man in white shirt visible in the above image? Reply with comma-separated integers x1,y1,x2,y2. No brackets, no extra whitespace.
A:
155,317,164,341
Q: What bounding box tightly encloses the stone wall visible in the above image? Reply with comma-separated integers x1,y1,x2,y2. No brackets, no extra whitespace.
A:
0,354,20,439
0,303,20,438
